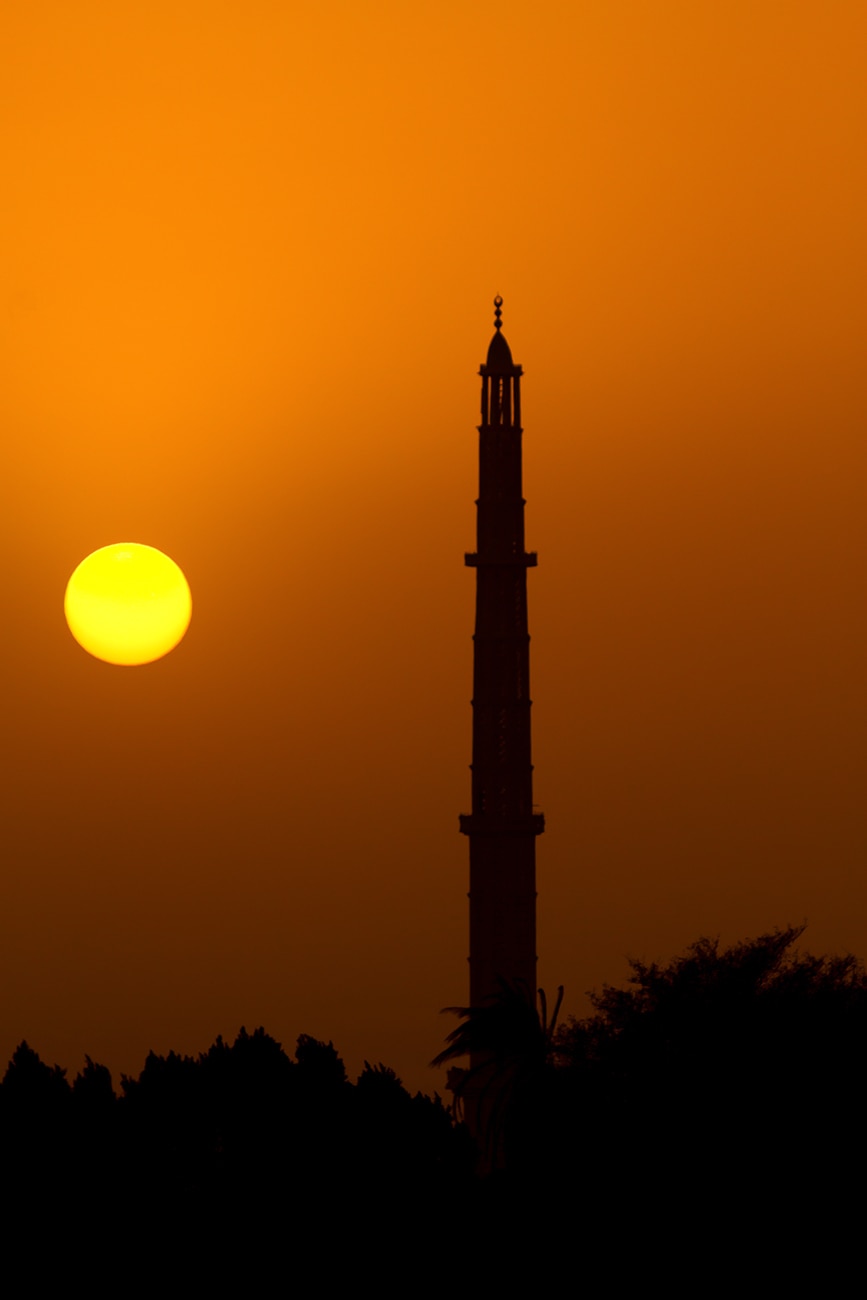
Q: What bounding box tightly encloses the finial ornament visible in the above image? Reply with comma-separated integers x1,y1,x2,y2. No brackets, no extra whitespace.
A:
493,295,503,331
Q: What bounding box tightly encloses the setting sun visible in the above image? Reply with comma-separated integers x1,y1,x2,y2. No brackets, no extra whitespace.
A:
64,543,192,666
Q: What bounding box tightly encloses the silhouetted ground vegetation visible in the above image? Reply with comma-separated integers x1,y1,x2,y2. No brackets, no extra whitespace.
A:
0,1026,471,1279
4,927,867,1280
435,926,867,1278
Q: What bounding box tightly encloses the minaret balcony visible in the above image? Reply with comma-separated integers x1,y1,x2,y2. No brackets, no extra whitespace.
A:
465,551,537,568
459,813,545,837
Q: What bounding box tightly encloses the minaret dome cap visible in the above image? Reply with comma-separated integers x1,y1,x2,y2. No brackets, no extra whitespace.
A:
486,294,515,372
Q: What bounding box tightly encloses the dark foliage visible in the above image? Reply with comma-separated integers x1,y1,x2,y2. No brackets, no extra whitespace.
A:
547,927,867,1264
555,924,867,1164
5,927,867,1280
424,927,867,1277
432,978,563,1172
0,1023,471,1272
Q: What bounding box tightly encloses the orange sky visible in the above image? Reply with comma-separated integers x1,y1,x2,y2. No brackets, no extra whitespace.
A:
1,0,865,1093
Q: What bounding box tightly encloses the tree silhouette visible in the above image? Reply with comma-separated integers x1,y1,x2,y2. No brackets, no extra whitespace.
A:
432,979,563,1171
2,1039,71,1104
73,1055,115,1107
550,925,867,1254
0,1041,74,1222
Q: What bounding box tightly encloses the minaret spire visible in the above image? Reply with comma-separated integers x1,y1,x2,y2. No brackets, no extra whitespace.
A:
460,298,543,1013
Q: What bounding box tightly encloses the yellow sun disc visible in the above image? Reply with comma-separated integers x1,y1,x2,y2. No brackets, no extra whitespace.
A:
64,543,192,666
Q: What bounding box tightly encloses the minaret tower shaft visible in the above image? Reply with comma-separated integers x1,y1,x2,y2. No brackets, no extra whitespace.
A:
460,297,544,1008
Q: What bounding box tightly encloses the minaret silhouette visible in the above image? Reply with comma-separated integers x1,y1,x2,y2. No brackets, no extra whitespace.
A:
460,297,544,1011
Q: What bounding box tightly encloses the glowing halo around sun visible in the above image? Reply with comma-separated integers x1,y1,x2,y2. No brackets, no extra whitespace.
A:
64,543,192,666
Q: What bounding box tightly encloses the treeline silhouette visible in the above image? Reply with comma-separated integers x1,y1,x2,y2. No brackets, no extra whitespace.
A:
447,925,867,1176
4,926,867,1279
437,925,867,1275
1,1026,472,1271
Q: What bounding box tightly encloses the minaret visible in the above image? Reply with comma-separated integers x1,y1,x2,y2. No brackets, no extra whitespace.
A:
460,297,544,1009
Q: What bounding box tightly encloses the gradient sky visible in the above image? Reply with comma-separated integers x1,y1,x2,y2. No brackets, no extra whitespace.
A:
1,1,865,1093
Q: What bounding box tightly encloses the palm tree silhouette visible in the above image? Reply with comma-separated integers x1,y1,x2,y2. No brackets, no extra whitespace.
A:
432,979,563,1171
